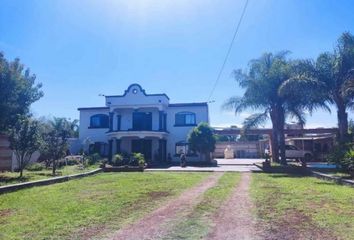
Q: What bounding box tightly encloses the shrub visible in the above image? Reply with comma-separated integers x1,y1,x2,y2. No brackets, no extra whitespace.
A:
328,143,354,176
131,153,145,166
87,153,101,165
343,150,354,176
327,143,350,165
66,157,81,166
25,163,44,171
112,154,124,166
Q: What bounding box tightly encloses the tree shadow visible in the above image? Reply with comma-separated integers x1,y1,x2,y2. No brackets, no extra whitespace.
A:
253,171,309,179
313,181,337,186
0,175,31,185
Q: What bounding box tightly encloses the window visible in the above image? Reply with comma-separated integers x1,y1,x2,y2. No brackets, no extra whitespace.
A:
132,112,152,130
285,145,298,150
90,114,109,128
175,112,196,126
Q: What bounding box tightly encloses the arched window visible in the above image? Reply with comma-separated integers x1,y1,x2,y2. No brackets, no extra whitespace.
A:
175,112,196,126
90,114,109,128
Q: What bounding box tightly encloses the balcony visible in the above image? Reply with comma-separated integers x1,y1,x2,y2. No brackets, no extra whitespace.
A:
106,130,168,139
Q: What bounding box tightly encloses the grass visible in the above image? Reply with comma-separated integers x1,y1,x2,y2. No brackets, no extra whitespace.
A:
0,164,100,186
163,173,241,239
0,172,209,240
251,173,354,239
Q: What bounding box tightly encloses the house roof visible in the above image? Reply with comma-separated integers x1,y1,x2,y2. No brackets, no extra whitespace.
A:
77,107,109,111
104,84,170,100
168,102,208,107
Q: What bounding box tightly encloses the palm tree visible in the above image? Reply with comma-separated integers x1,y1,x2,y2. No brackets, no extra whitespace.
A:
224,52,322,164
320,32,354,143
285,32,354,143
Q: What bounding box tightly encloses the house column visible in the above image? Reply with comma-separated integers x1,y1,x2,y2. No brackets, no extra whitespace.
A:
116,139,121,154
109,112,114,131
163,113,167,131
117,115,121,131
108,139,113,163
158,139,167,162
159,111,163,131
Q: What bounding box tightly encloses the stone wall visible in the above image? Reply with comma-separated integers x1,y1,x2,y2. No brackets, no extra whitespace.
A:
213,141,266,158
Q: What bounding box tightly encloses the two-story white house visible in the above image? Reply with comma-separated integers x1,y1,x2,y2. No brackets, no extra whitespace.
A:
78,84,209,164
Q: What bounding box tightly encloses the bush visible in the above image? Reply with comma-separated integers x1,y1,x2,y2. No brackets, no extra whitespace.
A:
66,158,81,166
112,154,124,166
343,150,354,176
25,163,44,171
328,143,354,176
87,153,101,165
131,153,145,167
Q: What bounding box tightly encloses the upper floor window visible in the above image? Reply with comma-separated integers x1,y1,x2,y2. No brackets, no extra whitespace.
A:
90,114,109,128
175,112,196,126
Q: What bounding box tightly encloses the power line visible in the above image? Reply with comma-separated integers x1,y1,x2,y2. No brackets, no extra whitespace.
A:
207,0,249,102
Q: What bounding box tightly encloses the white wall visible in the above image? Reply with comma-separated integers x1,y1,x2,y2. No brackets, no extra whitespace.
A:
166,105,209,161
79,108,109,143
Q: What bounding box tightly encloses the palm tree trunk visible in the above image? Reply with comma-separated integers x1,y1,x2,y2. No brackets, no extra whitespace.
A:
278,125,287,165
337,104,349,143
270,106,287,164
278,108,287,165
270,129,279,163
270,109,280,163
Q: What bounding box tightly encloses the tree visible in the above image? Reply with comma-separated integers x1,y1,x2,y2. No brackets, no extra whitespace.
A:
188,122,216,162
40,117,70,175
320,32,354,143
223,52,324,164
8,117,41,177
0,52,43,132
283,33,354,143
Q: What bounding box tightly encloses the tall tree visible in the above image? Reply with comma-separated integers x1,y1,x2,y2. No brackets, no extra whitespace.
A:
283,32,354,143
0,52,43,132
317,32,354,143
40,117,70,175
224,52,323,164
8,117,41,177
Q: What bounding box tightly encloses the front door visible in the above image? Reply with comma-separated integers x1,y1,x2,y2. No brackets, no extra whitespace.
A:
131,139,152,161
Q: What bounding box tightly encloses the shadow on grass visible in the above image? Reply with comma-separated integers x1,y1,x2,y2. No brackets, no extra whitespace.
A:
0,171,61,186
0,175,31,185
252,171,309,179
313,181,337,186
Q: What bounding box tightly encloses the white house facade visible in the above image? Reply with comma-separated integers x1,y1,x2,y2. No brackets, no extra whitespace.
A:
78,84,209,164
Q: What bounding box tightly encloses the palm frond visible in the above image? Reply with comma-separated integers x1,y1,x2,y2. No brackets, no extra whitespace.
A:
242,112,269,131
287,107,306,126
222,96,248,114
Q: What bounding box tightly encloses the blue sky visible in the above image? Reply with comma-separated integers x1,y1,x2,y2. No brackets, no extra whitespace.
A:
1,0,354,128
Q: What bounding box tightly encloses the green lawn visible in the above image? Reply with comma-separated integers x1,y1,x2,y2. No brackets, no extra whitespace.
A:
0,172,209,240
163,173,241,239
0,164,100,186
251,173,354,239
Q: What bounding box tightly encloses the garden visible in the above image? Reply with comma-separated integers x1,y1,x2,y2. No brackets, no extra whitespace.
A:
0,153,103,186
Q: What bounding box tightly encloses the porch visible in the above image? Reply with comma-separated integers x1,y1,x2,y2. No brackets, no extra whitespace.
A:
107,136,168,165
